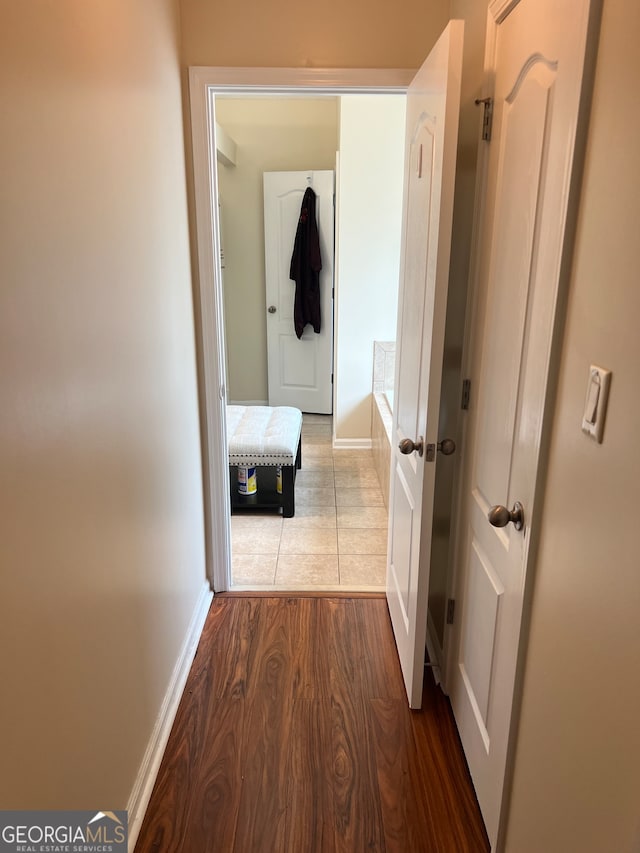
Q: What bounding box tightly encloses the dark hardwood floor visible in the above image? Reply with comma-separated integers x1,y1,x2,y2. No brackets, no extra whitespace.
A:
135,595,489,852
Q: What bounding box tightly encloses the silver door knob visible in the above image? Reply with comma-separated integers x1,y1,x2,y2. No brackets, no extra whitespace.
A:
399,436,424,457
488,501,524,531
268,305,277,314
438,438,456,455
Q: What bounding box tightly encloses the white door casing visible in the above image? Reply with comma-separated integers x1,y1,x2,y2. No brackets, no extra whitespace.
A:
386,21,464,709
264,170,334,414
446,0,598,845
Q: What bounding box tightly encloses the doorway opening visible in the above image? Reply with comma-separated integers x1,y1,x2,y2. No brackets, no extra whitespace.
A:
189,71,411,592
217,94,404,589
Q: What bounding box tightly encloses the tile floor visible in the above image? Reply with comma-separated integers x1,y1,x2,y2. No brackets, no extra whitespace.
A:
230,414,388,591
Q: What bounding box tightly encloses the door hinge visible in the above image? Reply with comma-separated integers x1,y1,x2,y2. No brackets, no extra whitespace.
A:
461,378,471,410
332,286,335,299
331,372,334,384
475,97,493,142
446,599,456,625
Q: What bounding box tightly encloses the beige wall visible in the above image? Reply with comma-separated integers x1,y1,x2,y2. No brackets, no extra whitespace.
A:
0,0,206,809
504,3,640,850
215,98,338,403
180,0,450,68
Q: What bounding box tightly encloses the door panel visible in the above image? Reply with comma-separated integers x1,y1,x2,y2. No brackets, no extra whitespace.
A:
448,0,597,845
475,66,554,503
386,21,464,709
279,337,317,387
264,171,334,413
390,466,414,616
396,124,432,444
460,539,503,728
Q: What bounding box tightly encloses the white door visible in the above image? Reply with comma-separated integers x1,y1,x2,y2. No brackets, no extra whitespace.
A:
447,0,596,845
387,21,464,709
263,170,334,413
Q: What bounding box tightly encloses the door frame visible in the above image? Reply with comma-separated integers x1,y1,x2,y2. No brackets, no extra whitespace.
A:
442,0,601,844
188,67,413,592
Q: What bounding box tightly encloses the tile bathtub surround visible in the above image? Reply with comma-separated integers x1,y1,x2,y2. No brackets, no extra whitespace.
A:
372,340,396,396
230,414,388,590
372,393,393,510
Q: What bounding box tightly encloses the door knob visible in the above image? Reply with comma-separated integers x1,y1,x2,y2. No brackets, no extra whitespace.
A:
424,438,456,461
268,305,277,314
488,501,524,531
438,438,456,455
399,436,424,457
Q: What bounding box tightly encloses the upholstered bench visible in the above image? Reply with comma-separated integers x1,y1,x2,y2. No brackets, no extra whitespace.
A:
227,405,303,518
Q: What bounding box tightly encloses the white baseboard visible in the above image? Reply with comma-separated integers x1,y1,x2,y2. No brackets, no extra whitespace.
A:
332,438,373,450
127,580,213,851
228,398,268,406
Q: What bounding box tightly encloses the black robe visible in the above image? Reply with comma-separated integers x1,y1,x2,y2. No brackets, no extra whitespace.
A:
289,187,322,339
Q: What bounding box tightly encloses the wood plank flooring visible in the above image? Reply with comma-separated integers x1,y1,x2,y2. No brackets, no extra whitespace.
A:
135,595,489,853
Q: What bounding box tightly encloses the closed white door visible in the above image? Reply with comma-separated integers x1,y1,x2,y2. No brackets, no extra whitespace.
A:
386,21,464,708
263,170,334,413
447,0,597,845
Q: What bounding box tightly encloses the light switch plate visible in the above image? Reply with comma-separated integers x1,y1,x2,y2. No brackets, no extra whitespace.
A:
581,364,611,443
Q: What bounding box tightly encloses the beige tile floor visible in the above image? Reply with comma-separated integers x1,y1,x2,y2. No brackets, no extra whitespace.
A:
230,414,388,591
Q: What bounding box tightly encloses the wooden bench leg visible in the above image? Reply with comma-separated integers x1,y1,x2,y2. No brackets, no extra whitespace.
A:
282,464,295,518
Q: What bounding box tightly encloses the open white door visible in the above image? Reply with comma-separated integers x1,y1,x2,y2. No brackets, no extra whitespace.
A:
263,170,334,413
386,21,464,709
447,0,597,845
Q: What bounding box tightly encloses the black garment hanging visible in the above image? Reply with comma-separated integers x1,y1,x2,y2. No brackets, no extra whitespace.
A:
289,187,322,339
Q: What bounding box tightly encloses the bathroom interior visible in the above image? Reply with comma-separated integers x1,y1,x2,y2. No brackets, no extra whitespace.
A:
215,91,460,652
215,92,407,591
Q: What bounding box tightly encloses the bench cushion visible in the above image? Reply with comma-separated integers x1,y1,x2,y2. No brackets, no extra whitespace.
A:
227,405,303,466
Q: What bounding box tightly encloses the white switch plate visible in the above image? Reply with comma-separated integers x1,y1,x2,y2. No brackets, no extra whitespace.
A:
581,364,611,443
